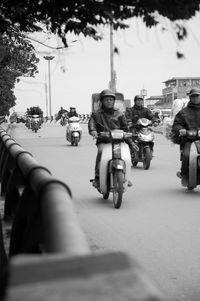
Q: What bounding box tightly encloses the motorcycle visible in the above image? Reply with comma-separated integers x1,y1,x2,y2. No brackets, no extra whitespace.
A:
179,129,200,190
31,114,41,133
130,118,155,169
66,116,82,146
60,113,68,126
90,129,132,209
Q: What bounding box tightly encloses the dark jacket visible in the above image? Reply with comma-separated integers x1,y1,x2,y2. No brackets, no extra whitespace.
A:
88,108,128,144
171,102,200,144
125,105,155,126
68,111,78,118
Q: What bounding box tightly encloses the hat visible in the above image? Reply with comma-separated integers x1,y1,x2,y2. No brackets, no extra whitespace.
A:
188,88,200,97
134,95,143,101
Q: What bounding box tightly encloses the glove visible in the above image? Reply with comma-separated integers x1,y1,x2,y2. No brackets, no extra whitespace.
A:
179,129,186,136
91,131,98,139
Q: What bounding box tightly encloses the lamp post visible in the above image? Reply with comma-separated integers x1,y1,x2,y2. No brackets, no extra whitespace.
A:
43,55,54,119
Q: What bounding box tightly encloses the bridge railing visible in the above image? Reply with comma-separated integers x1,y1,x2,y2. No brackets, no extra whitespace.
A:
0,126,90,259
0,116,5,125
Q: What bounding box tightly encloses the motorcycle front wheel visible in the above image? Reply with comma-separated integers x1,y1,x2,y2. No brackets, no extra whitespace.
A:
112,170,124,209
143,147,152,170
103,192,109,199
132,161,138,167
72,137,79,146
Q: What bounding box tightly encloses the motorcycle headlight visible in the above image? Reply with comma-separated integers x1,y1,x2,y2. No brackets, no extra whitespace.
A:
111,132,124,140
187,130,197,137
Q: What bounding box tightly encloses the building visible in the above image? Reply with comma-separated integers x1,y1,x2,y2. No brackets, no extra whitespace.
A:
144,96,163,109
161,77,200,107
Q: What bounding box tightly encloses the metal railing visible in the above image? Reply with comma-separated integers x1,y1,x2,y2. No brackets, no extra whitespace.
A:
0,116,5,125
0,126,90,259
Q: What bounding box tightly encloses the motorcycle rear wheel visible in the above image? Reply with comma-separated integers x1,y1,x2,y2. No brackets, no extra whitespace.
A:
143,147,152,170
112,170,124,209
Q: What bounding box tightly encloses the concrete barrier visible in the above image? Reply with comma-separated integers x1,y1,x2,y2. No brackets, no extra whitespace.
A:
5,252,165,301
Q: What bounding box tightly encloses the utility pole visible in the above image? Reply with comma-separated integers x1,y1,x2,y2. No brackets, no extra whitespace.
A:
44,72,48,118
43,56,54,119
109,23,117,92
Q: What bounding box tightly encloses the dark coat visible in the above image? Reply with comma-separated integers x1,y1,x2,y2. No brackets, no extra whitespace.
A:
171,102,200,144
68,111,78,118
125,105,155,126
88,108,128,144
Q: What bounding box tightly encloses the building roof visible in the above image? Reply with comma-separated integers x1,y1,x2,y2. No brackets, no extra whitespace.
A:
145,96,163,100
163,77,200,83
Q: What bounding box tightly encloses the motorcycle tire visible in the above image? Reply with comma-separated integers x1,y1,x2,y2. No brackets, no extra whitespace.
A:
103,192,109,199
73,137,79,146
143,147,152,170
112,170,124,209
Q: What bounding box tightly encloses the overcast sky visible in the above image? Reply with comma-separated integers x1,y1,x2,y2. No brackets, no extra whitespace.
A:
13,13,200,116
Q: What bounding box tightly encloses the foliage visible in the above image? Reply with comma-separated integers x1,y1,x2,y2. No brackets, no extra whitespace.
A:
0,28,39,115
0,68,16,115
26,106,43,117
0,1,200,46
0,1,200,114
0,28,39,77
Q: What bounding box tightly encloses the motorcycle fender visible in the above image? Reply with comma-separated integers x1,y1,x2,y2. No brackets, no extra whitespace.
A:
120,143,132,187
72,131,79,137
99,144,112,194
188,141,198,188
110,159,125,172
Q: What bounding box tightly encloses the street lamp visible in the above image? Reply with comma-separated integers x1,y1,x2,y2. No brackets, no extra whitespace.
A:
43,55,54,119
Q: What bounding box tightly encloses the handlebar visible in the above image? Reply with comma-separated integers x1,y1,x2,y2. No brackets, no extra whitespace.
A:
98,131,133,141
179,129,200,140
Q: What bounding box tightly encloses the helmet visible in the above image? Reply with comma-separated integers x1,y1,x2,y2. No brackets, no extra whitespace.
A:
188,88,200,97
99,89,116,101
70,105,76,109
134,95,143,102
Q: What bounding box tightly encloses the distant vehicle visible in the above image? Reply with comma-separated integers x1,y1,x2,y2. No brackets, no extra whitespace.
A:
91,92,129,113
16,112,26,123
9,112,17,123
147,105,156,110
161,109,171,118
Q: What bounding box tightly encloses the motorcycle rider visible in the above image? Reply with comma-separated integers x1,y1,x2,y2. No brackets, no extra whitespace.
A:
171,88,200,178
125,95,158,156
88,89,130,189
68,105,78,118
125,95,157,130
56,106,68,121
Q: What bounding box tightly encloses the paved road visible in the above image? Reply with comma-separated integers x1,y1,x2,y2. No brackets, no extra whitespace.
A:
7,122,200,301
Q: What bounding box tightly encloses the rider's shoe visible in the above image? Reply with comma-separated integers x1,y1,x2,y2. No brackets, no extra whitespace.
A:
128,180,133,187
92,177,100,189
176,171,182,179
